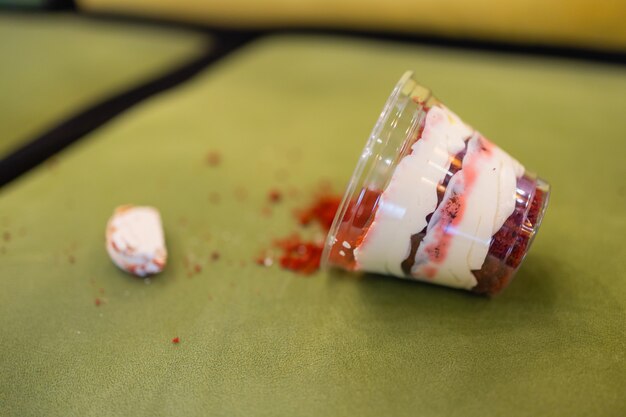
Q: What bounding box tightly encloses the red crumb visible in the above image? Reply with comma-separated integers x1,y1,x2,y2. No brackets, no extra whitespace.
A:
206,151,221,166
172,337,180,344
268,189,282,203
273,234,324,275
256,255,271,266
194,264,202,273
2,231,10,242
94,298,102,306
256,189,342,275
210,251,220,261
297,194,342,231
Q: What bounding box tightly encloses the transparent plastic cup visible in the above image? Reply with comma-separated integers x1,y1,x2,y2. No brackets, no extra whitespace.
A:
321,71,550,295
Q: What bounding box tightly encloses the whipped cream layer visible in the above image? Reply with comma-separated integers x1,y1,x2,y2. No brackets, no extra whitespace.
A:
354,105,524,289
106,205,167,277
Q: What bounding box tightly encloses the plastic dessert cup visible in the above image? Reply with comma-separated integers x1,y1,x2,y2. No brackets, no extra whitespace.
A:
322,71,550,295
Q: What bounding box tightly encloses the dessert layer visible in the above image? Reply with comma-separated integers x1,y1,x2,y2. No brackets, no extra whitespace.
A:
355,105,525,289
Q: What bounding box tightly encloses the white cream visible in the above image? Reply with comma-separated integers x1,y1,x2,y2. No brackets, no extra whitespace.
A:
354,104,524,289
411,134,524,289
354,105,472,276
106,205,167,277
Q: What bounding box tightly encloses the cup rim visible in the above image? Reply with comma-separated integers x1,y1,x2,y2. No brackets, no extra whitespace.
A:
321,71,416,269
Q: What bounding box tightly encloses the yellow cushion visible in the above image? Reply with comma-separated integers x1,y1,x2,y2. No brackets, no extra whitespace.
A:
77,0,626,51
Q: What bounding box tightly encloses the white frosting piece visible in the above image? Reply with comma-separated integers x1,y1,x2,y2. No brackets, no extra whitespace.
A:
106,205,167,277
411,134,524,289
354,105,472,276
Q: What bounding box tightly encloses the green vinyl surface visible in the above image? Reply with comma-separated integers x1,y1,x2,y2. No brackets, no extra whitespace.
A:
0,36,625,416
0,12,209,156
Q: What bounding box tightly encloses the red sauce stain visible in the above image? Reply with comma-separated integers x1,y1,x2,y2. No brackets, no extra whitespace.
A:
206,151,221,166
172,337,180,344
194,264,202,274
94,298,102,306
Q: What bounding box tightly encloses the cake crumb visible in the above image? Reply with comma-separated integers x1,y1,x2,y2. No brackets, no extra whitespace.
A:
206,151,221,166
268,189,282,203
172,337,180,344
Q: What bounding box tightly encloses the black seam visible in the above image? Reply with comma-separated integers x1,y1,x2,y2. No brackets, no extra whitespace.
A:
0,31,257,188
1,9,624,188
